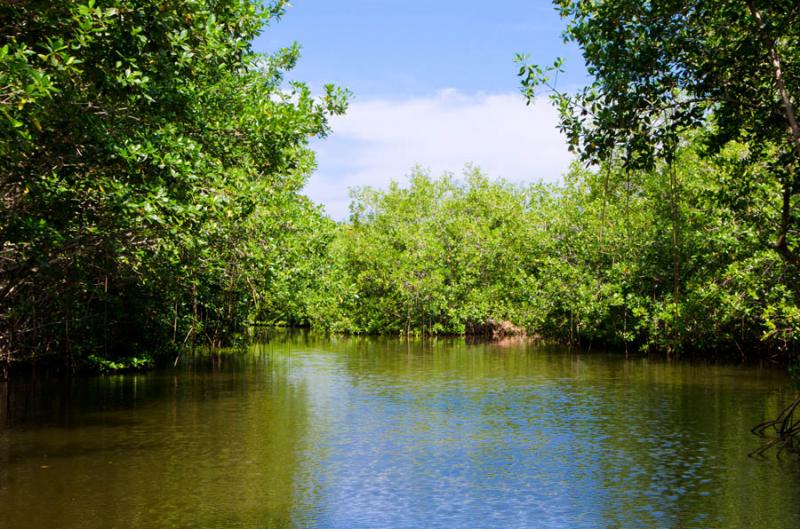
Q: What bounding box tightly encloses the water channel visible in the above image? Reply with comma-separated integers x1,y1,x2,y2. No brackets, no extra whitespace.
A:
1,335,799,528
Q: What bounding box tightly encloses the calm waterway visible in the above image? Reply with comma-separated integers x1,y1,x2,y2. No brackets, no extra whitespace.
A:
1,335,799,529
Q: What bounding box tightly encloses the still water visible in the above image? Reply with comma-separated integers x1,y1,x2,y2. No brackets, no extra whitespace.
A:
1,335,799,529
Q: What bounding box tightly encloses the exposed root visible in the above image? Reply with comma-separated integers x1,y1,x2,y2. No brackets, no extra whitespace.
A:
466,319,526,341
750,397,800,457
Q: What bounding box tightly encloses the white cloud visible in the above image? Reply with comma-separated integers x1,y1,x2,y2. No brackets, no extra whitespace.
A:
305,89,574,219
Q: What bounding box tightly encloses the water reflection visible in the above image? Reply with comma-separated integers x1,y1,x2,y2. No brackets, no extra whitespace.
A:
1,354,310,528
1,335,799,528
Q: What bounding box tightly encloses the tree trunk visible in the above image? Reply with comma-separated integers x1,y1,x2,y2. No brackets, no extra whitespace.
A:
775,163,797,266
745,2,800,162
746,2,800,267
669,161,681,303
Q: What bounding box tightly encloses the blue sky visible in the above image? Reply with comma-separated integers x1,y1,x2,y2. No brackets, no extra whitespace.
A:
253,1,589,218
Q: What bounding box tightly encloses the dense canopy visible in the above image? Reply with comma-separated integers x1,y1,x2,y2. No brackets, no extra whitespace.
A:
0,0,346,372
2,0,800,375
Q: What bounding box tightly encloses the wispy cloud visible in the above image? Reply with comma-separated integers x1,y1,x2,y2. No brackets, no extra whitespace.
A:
306,89,575,219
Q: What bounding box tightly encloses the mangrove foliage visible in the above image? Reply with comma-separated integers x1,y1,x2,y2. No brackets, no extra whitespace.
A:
0,0,346,372
2,0,800,372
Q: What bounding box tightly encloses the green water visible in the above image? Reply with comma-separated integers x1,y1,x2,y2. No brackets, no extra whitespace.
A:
1,335,799,528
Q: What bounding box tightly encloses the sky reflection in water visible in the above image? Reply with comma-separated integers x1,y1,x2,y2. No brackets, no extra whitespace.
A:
1,336,799,529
